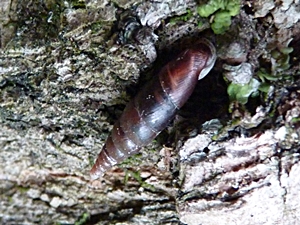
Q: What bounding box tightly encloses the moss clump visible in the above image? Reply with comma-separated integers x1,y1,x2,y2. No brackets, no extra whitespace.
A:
170,9,193,24
197,0,240,34
227,78,260,104
270,46,294,74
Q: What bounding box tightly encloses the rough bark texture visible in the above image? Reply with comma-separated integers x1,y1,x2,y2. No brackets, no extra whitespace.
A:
1,0,300,224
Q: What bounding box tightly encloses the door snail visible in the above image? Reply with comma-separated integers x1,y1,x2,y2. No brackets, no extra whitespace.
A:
90,38,217,179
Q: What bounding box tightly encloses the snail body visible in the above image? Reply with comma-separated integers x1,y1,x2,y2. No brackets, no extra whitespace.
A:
91,39,216,179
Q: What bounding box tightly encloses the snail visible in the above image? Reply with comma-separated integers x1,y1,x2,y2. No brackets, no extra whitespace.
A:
90,38,217,179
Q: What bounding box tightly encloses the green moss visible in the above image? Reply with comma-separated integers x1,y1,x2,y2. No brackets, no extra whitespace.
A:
258,82,271,94
124,170,155,191
198,0,223,17
55,212,89,225
75,213,89,225
271,47,294,73
197,21,204,27
90,21,103,33
69,0,86,9
212,118,241,140
118,153,143,167
257,68,279,82
227,78,260,104
18,186,30,193
256,43,294,95
170,9,193,24
290,117,300,124
226,0,241,16
211,11,232,34
197,0,241,34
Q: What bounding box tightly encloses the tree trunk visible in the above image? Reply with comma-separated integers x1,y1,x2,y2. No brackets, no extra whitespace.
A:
1,0,300,224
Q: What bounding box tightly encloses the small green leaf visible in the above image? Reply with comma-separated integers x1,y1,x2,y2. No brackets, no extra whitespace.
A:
214,11,231,22
257,69,279,81
291,117,300,124
197,0,224,17
197,21,204,27
258,83,271,93
280,47,294,55
226,0,241,16
227,78,260,104
271,50,281,59
75,213,89,225
211,11,232,34
170,9,192,24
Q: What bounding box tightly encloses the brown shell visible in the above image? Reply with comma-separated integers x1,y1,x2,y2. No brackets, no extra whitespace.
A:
90,39,216,179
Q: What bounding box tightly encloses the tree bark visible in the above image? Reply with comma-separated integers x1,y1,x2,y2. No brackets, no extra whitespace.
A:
1,0,300,224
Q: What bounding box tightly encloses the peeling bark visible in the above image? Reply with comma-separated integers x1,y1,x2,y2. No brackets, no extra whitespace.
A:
1,0,300,224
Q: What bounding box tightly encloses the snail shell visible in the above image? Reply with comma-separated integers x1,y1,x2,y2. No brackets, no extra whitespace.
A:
90,39,216,179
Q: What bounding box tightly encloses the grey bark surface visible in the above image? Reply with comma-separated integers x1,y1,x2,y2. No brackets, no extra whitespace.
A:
1,0,300,225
